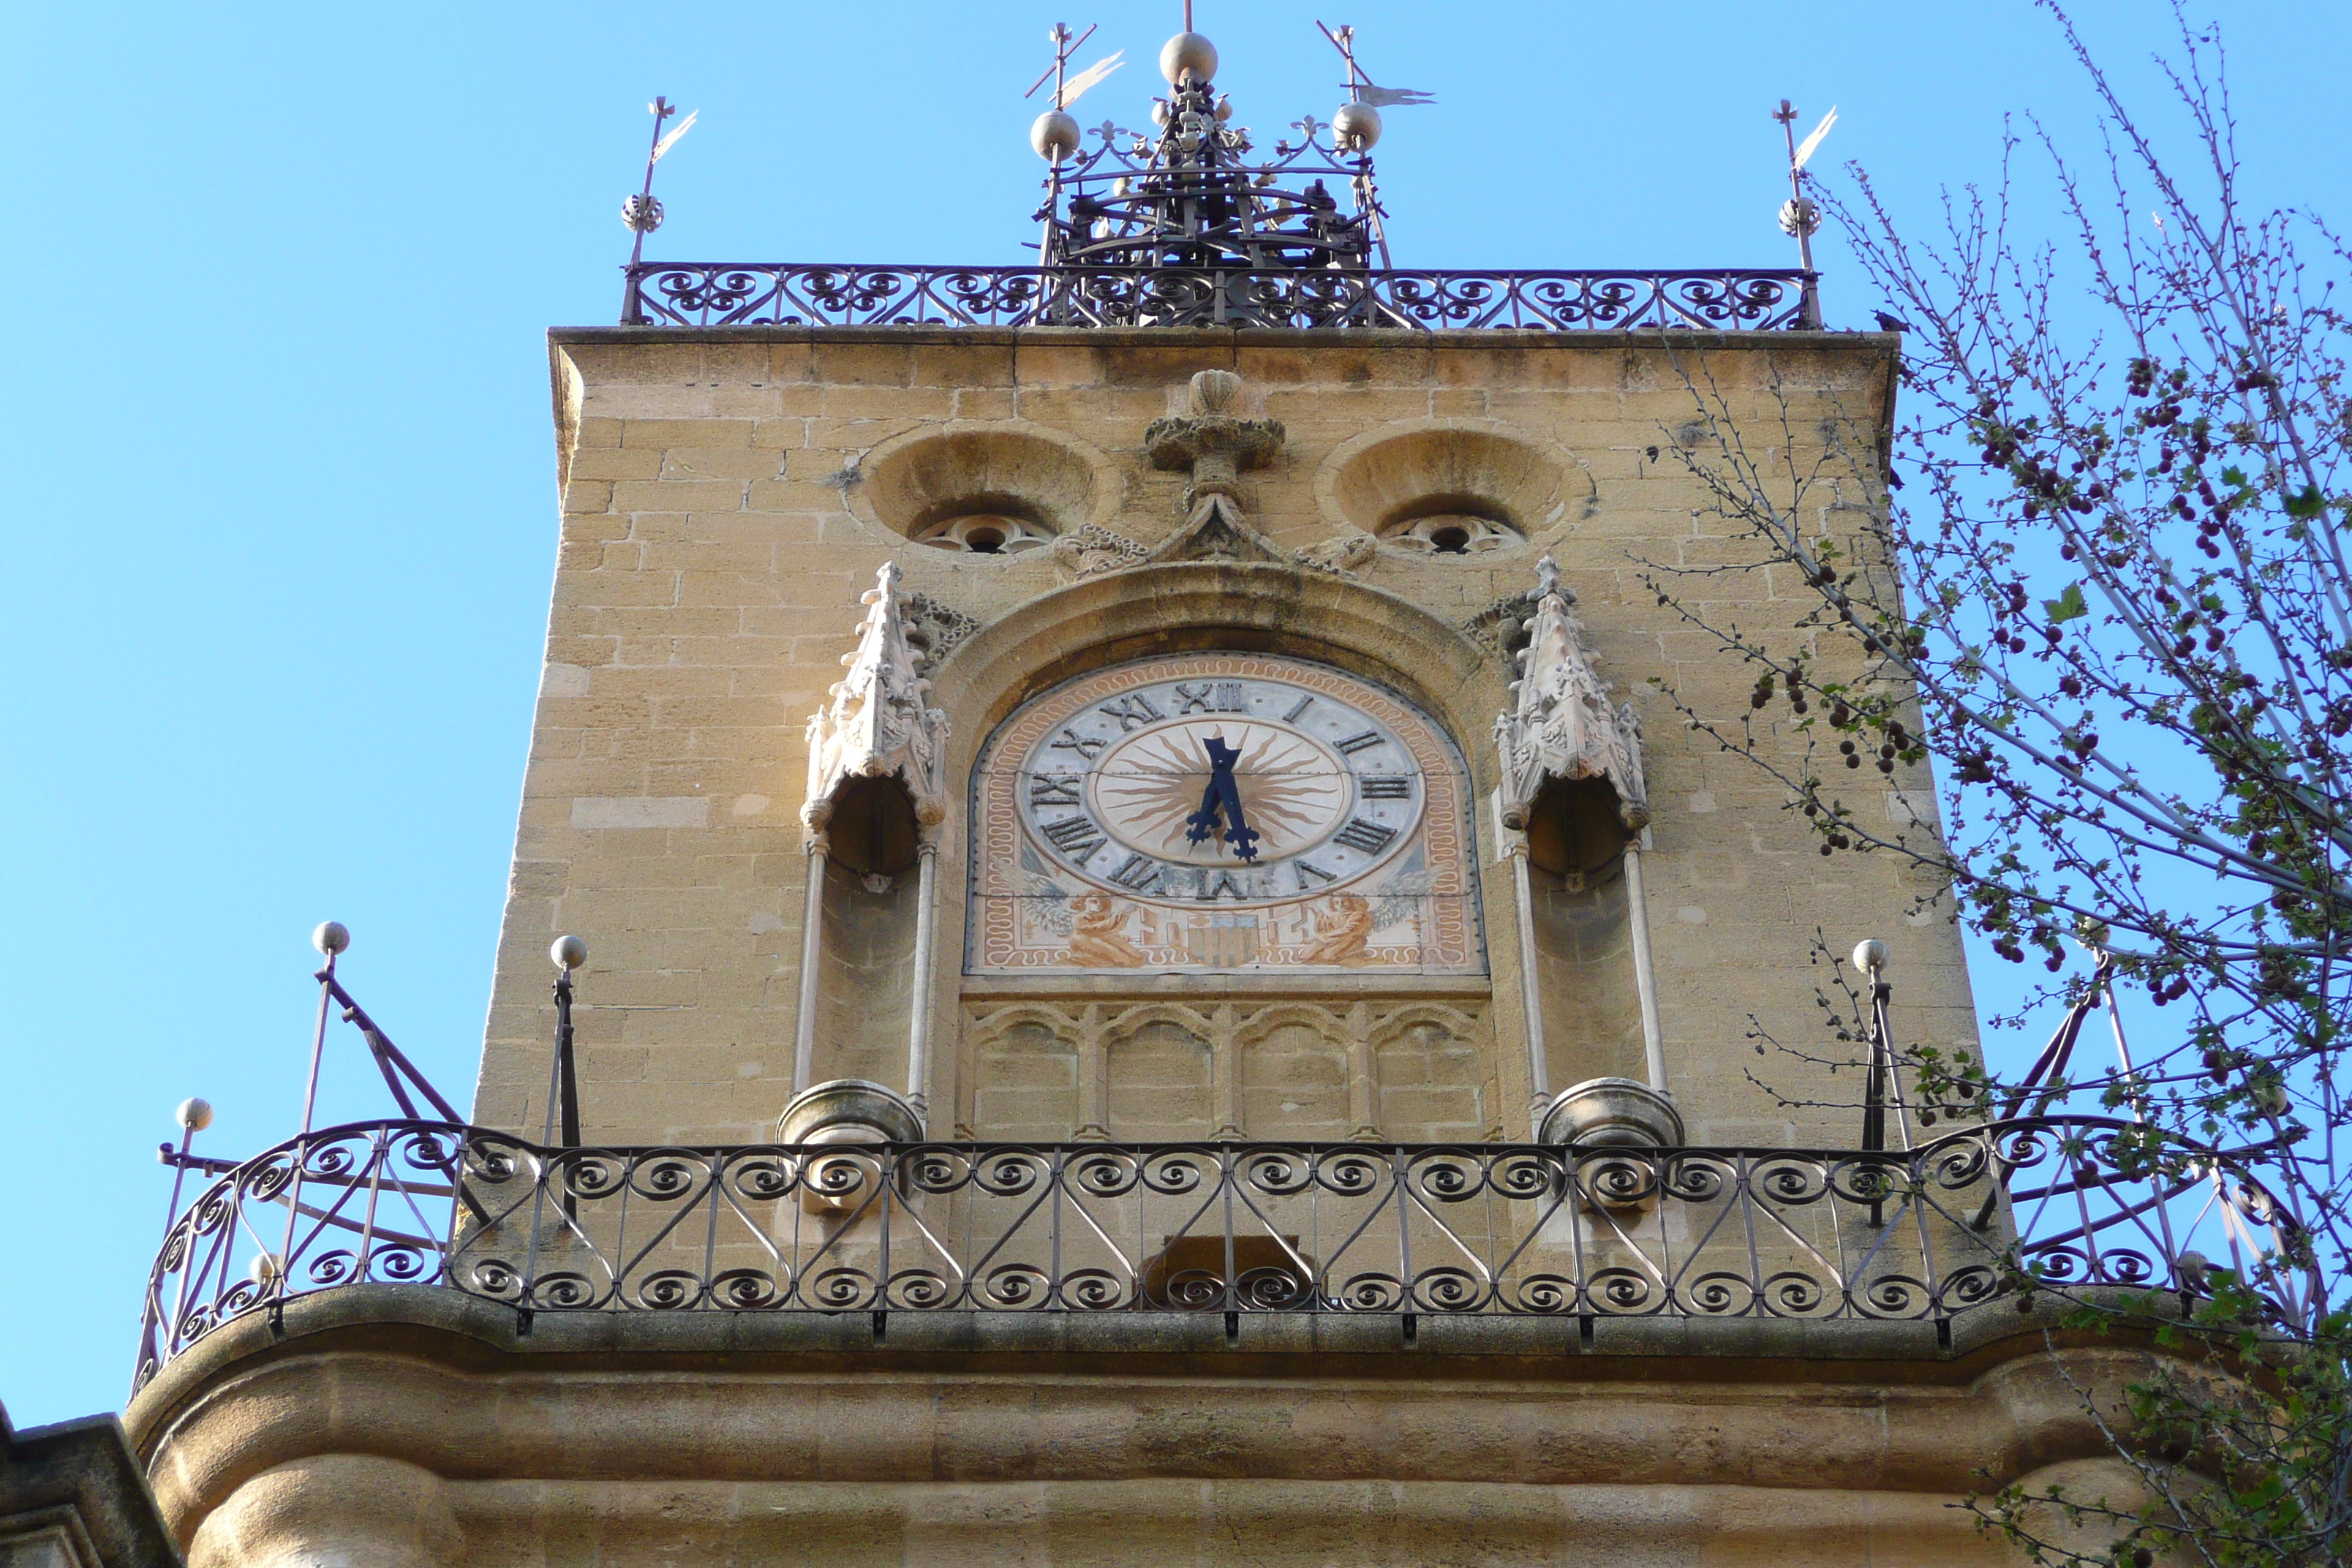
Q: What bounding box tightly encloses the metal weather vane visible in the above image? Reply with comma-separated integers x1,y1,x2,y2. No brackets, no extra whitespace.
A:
1315,21,1433,108
1772,99,1833,327
1026,22,1123,112
622,97,697,273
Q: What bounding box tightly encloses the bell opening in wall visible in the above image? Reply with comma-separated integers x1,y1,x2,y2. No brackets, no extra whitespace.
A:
1526,776,1633,882
826,775,921,879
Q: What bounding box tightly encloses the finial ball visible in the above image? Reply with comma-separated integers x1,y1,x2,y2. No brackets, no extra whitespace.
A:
1333,101,1383,151
1159,31,1217,84
551,935,590,972
1851,938,1890,976
176,1097,214,1132
1030,110,1082,162
312,921,350,957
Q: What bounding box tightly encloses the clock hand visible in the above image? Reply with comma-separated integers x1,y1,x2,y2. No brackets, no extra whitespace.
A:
1183,735,1232,848
1183,771,1225,848
1191,735,1260,862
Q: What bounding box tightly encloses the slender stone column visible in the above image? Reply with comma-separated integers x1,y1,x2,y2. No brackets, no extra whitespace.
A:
1211,1002,1243,1139
1509,843,1549,1138
1344,998,1379,1139
1623,831,1667,1093
792,834,828,1093
1074,1003,1109,1139
903,838,941,1117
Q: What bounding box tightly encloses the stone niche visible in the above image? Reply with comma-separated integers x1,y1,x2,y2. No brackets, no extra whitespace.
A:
1317,420,1586,557
848,423,1115,556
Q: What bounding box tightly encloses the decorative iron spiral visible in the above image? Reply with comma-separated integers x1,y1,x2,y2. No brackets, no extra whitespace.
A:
1588,1267,1662,1314
709,1269,784,1310
1060,1267,1133,1311
1333,1272,1406,1312
807,1267,879,1309
627,1269,706,1311
1507,1273,1578,1314
629,1153,708,1201
1685,1270,1760,1316
1760,1270,1829,1317
525,1270,600,1310
976,1263,1052,1310
1752,1156,1833,1207
1861,1274,1932,1319
1408,1266,1486,1313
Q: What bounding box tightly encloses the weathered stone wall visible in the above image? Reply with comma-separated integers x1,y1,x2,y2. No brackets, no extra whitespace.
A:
481,325,1965,1150
127,1290,2154,1568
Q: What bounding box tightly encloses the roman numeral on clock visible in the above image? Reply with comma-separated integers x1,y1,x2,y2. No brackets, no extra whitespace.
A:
1359,774,1411,799
1041,814,1109,860
1097,694,1164,731
1333,817,1398,854
1108,854,1162,892
1028,774,1084,807
1174,682,1246,714
1294,859,1336,889
1335,731,1384,755
1049,728,1107,760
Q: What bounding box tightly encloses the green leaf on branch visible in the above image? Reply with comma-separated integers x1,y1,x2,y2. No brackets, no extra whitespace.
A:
2283,484,2326,519
2043,584,2089,623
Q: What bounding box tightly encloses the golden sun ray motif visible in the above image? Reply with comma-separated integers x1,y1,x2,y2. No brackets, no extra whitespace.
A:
1093,720,1348,862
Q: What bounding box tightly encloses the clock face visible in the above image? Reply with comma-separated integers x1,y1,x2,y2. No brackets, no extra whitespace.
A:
969,655,1484,974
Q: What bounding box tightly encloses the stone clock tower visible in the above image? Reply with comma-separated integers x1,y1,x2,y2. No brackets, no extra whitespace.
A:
123,24,2171,1568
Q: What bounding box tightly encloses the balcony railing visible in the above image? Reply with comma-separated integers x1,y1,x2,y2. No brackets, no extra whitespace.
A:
618,263,1818,331
132,1115,2291,1394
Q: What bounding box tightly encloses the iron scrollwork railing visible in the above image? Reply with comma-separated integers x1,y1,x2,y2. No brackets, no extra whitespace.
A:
133,1116,2303,1393
619,263,1817,332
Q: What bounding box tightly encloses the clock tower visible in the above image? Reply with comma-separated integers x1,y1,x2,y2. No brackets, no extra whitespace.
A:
122,22,2173,1568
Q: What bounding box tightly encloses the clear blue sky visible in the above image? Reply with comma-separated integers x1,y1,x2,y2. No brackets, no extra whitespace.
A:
4,1,2344,1425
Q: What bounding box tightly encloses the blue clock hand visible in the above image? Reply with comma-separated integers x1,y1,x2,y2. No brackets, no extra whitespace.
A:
1183,735,1235,847
1196,736,1259,862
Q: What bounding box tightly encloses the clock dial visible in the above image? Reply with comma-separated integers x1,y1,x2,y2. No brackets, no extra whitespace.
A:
970,655,1484,975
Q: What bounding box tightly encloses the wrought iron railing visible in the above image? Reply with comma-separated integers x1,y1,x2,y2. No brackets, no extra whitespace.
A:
133,1115,2300,1394
618,263,1817,331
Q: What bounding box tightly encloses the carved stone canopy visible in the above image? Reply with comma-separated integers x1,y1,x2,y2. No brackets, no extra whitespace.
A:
803,562,951,836
1494,556,1650,833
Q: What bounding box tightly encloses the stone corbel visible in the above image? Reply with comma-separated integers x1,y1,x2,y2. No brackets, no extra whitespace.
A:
1144,369,1286,510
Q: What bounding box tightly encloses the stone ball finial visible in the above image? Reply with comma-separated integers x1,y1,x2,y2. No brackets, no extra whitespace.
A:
1031,110,1082,162
1188,369,1243,416
1160,31,1217,84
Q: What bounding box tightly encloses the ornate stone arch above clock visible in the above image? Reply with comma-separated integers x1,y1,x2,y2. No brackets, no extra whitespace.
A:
968,651,1486,976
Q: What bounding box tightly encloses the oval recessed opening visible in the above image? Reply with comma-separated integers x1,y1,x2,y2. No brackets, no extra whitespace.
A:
856,427,1101,554
1324,425,1569,559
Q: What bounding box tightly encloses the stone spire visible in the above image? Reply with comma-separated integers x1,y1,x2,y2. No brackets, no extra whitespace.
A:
802,562,950,833
1494,556,1650,832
